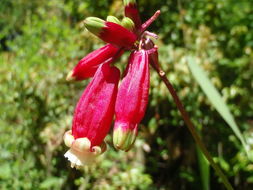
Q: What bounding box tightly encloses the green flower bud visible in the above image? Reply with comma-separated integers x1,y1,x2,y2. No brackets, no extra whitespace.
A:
121,17,135,31
84,16,137,48
106,16,121,25
123,0,137,6
83,17,105,36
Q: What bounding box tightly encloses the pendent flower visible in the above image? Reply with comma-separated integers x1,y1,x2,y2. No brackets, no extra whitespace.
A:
64,63,120,168
113,49,156,151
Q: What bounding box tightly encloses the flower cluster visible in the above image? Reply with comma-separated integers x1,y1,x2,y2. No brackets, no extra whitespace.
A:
63,0,160,168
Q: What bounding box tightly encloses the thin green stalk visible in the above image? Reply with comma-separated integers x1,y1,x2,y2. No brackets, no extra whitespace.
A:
151,64,234,190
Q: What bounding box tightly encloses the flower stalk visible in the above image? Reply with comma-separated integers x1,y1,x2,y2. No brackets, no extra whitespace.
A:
140,10,161,34
149,61,234,190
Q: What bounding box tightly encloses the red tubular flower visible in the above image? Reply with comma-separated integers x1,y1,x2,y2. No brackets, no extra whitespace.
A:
64,63,120,168
84,17,137,49
113,49,150,151
101,22,137,48
123,0,142,31
66,44,121,81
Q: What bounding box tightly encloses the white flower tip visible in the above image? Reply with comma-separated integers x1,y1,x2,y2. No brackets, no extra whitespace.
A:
64,149,94,169
63,130,107,169
63,130,75,147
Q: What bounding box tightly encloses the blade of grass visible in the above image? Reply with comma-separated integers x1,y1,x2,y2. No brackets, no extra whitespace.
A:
187,56,248,156
197,145,210,190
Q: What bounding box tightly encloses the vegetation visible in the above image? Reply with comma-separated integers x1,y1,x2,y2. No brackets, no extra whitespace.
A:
0,0,253,189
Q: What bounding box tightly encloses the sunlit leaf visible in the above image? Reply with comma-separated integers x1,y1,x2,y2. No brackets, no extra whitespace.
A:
187,56,248,155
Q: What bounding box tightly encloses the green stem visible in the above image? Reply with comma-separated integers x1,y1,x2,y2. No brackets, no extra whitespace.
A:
151,64,234,190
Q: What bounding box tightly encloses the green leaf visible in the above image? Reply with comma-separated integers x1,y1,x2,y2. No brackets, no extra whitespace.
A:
187,56,248,155
197,145,210,190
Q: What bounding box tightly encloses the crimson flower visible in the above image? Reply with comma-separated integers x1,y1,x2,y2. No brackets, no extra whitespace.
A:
64,63,120,168
113,48,157,151
63,0,160,168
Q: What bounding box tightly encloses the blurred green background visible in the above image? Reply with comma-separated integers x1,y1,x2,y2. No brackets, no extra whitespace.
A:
0,0,253,189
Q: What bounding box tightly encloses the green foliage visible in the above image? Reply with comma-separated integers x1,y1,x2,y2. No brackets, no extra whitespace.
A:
187,56,248,154
1,0,253,189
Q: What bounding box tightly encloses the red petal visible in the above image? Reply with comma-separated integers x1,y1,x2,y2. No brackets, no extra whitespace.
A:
125,3,142,30
115,49,150,128
100,22,137,49
70,44,119,80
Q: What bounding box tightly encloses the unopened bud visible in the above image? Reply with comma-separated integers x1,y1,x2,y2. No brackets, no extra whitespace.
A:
121,17,135,31
106,16,121,25
123,0,141,30
113,50,150,151
84,17,137,48
84,17,105,36
66,44,120,81
123,0,137,6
